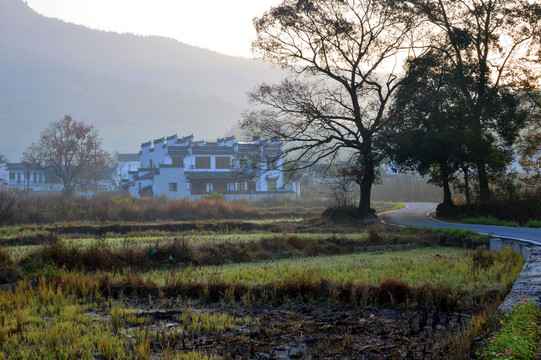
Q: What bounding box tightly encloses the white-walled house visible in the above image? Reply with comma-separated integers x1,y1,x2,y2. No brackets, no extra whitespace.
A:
5,163,63,191
116,153,140,189
127,135,298,199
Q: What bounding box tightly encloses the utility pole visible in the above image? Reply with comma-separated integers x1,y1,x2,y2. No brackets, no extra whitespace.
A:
95,141,98,195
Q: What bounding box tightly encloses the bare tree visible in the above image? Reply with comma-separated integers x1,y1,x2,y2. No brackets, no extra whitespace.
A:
22,115,110,196
241,0,416,217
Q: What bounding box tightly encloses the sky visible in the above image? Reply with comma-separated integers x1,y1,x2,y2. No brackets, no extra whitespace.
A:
24,0,282,58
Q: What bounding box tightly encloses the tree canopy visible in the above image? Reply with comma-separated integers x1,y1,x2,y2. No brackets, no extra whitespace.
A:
246,0,540,210
397,0,541,200
382,49,526,207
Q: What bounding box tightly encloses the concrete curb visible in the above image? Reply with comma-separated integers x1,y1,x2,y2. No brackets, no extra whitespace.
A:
491,237,541,314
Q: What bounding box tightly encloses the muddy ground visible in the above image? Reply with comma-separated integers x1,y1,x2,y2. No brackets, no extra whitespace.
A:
108,300,471,359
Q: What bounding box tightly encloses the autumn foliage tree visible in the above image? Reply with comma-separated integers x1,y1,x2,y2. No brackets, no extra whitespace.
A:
22,115,110,196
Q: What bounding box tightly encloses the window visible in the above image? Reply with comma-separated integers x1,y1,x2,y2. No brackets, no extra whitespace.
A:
195,157,211,169
169,183,178,192
248,181,256,193
237,182,246,193
267,156,278,169
16,173,21,184
191,182,206,195
9,173,15,180
215,157,230,169
172,158,184,166
213,182,227,193
267,179,277,191
149,159,153,168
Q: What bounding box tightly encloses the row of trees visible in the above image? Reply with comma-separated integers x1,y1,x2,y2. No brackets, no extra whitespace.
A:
241,0,541,215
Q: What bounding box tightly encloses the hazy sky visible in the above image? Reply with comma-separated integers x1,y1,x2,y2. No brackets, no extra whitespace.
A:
24,0,282,58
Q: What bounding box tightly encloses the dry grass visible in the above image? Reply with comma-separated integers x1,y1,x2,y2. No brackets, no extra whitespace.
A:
3,192,263,225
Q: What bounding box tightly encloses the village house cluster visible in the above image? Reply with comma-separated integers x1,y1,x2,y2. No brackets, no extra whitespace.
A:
1,135,300,199
120,135,298,199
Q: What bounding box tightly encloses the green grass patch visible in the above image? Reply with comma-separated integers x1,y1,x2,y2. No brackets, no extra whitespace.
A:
462,216,520,227
480,298,541,360
373,201,406,212
132,247,522,296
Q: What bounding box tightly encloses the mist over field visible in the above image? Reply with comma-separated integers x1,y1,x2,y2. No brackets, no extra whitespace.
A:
0,0,284,161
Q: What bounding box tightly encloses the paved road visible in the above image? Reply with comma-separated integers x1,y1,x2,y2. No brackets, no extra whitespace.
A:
378,202,541,243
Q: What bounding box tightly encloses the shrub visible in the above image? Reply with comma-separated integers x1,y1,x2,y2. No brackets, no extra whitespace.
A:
525,220,541,228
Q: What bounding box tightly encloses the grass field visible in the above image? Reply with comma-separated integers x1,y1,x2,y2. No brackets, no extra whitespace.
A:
0,207,528,359
136,247,521,294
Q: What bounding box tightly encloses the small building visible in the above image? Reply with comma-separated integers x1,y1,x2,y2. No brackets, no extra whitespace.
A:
115,153,140,189
5,163,63,192
127,135,298,199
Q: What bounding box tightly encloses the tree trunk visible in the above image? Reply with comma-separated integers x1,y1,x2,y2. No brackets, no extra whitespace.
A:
471,108,490,202
442,176,452,205
438,161,453,205
63,179,74,196
476,161,490,202
462,165,471,205
358,145,376,218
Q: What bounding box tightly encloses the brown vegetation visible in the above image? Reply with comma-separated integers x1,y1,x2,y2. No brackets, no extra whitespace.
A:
0,192,334,226
4,193,263,225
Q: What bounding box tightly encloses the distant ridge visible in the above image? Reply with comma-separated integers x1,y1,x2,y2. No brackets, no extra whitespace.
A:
0,0,283,160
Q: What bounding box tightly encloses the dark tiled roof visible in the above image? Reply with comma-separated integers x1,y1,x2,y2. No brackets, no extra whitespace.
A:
117,153,139,162
217,136,236,143
168,145,190,157
160,164,185,168
141,141,152,147
134,172,155,181
185,171,253,181
6,163,41,171
192,147,235,155
178,135,194,143
169,151,190,157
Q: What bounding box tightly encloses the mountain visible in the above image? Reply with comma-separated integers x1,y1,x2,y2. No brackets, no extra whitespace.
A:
0,0,284,160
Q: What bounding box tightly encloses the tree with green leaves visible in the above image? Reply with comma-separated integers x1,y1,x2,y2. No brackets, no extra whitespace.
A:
382,48,526,207
381,51,469,207
241,0,416,217
398,0,541,201
517,90,541,192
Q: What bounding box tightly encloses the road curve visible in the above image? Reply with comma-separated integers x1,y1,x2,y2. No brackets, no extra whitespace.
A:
378,202,541,243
